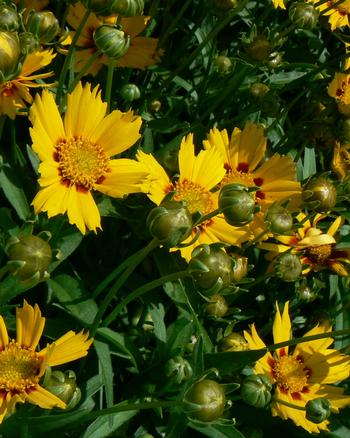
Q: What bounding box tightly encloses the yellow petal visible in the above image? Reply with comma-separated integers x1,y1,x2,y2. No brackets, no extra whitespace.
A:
25,385,66,409
0,317,8,349
16,301,45,349
272,301,291,346
66,188,101,234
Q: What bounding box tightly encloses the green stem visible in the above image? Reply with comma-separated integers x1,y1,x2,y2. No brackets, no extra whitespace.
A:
56,9,91,107
0,116,5,142
193,209,221,226
105,59,116,113
103,270,190,326
274,398,306,411
89,238,159,336
158,0,192,48
68,50,103,93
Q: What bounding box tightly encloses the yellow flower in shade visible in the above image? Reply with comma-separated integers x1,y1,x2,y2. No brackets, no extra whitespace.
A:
63,2,162,76
30,81,148,234
0,301,92,424
272,0,286,9
0,49,55,119
137,134,252,260
328,72,350,115
308,0,350,29
332,142,350,180
259,213,350,275
244,302,350,433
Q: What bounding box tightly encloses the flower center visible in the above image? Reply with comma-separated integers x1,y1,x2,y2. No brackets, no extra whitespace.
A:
0,341,41,393
173,179,214,216
305,244,333,265
0,82,15,98
221,167,265,200
54,136,111,191
272,354,310,394
335,78,350,105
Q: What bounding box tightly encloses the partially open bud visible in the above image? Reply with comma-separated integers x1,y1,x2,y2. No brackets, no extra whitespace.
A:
241,374,272,409
165,356,193,384
146,200,193,248
26,11,60,44
6,234,52,282
219,184,257,226
109,0,145,17
302,177,337,212
19,32,40,54
296,283,317,303
214,0,238,10
0,31,21,83
205,294,229,318
120,83,141,101
245,35,272,62
305,398,331,424
149,99,161,113
184,379,226,422
274,252,302,282
231,253,248,282
249,83,270,98
219,333,248,352
188,244,233,294
289,2,319,30
215,55,232,73
43,369,81,410
0,4,19,32
93,25,130,59
265,205,293,234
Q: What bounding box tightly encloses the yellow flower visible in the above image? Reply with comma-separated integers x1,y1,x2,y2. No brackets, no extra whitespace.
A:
332,142,350,180
0,300,92,424
63,2,163,76
259,213,350,275
137,134,251,260
244,302,350,433
272,0,286,9
0,49,55,119
308,0,350,29
30,81,148,234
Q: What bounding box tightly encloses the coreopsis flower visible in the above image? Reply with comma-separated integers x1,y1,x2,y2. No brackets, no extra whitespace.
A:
62,2,162,76
30,81,148,234
328,72,350,115
308,0,350,30
244,302,350,433
0,301,92,423
137,134,251,260
0,49,55,119
259,213,350,275
272,0,286,9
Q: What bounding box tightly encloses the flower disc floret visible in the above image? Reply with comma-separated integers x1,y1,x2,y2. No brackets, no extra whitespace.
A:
173,179,214,215
271,354,310,393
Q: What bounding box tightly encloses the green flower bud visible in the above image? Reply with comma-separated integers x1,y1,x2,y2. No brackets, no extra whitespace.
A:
26,11,60,44
296,284,317,303
109,0,144,17
302,177,337,212
231,253,249,282
205,294,229,318
219,184,257,226
305,398,331,424
149,99,161,113
184,379,226,422
266,51,283,69
214,0,237,9
165,356,193,384
219,333,248,352
0,4,19,32
289,2,319,30
120,83,141,101
43,369,81,410
215,55,232,73
93,25,130,59
19,32,40,54
6,234,52,282
0,31,21,83
80,0,111,15
188,244,233,294
245,36,272,62
339,118,350,143
146,200,193,248
265,205,293,234
274,252,302,282
249,83,270,98
241,374,272,409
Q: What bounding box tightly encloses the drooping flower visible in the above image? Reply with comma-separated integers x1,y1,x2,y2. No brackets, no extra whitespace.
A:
0,49,55,119
244,302,350,433
0,301,92,423
30,81,148,234
271,0,286,9
308,0,350,30
62,2,162,76
137,134,251,260
259,213,350,275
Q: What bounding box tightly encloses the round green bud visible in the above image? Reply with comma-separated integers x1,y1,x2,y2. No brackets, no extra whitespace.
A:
302,177,337,212
0,4,19,32
249,83,270,98
120,83,141,101
109,0,145,17
289,2,319,30
265,205,293,234
266,51,283,69
80,0,111,15
305,398,331,424
149,99,161,113
219,333,248,352
26,11,60,44
19,32,40,55
296,284,317,303
146,200,193,248
6,234,52,282
339,118,350,143
215,55,232,73
246,36,272,62
273,252,302,282
205,294,229,318
43,369,81,410
241,374,272,409
165,356,193,384
219,184,256,226
94,25,130,59
214,0,238,10
184,379,226,422
0,31,21,83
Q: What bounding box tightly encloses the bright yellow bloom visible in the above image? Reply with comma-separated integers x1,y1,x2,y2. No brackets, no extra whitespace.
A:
308,0,350,29
30,81,148,234
272,0,286,9
244,302,350,433
0,49,55,119
259,213,350,275
0,301,92,424
137,134,251,260
63,3,163,76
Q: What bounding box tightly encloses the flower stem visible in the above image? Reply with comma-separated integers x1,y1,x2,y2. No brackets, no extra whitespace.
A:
89,238,159,336
68,49,103,93
274,398,306,411
105,59,116,113
103,270,190,326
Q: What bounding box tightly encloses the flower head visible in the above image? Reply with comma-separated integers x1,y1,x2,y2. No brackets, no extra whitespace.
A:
328,73,350,115
272,0,286,9
0,301,92,424
244,302,350,433
308,0,350,30
30,81,148,234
